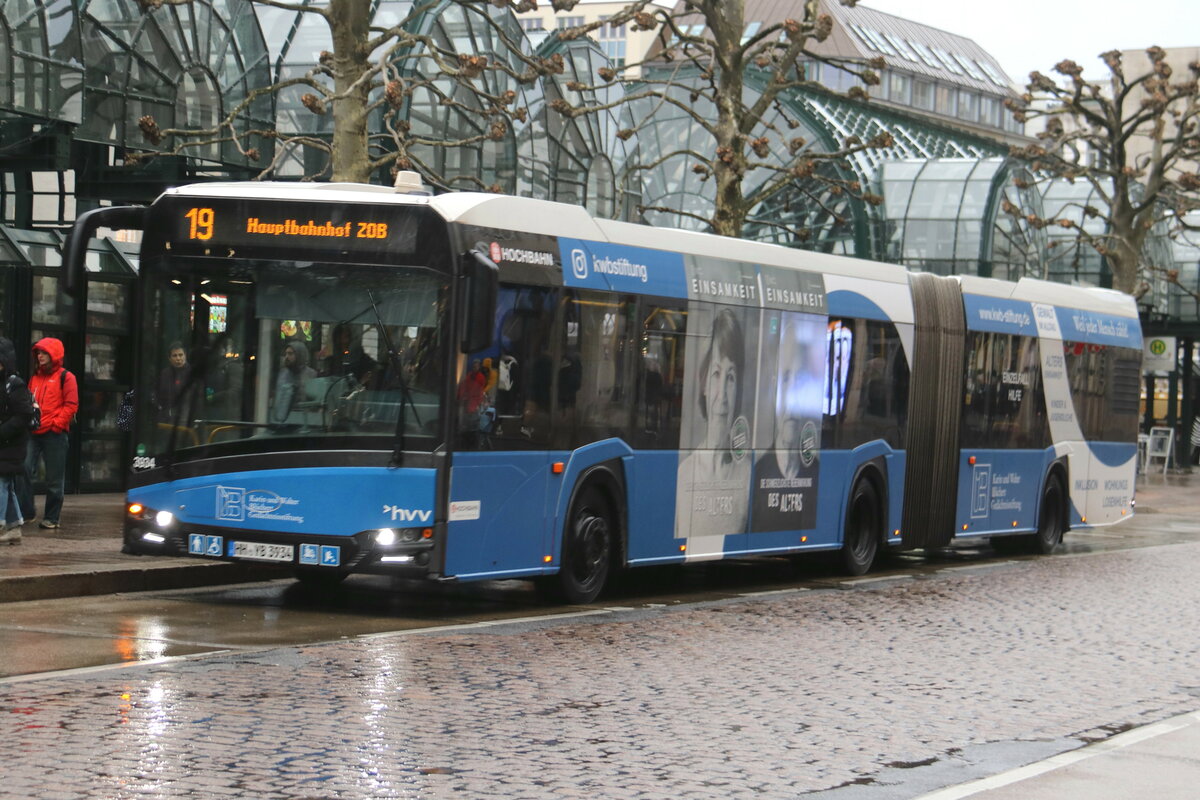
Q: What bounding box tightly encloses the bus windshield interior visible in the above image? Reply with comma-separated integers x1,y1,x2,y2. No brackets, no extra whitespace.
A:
136,258,447,460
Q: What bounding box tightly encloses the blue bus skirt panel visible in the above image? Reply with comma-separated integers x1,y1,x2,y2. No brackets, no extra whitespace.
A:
625,451,687,566
444,451,554,580
448,441,912,580
955,449,1049,537
813,444,904,551
449,440,660,580
127,467,437,535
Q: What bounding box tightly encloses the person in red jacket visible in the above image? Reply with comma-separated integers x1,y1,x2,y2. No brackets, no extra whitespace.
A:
18,337,78,529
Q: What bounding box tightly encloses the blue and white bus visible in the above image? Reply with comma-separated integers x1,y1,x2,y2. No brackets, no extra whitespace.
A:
64,177,1142,602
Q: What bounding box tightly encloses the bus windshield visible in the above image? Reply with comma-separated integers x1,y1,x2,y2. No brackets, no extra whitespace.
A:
134,256,448,462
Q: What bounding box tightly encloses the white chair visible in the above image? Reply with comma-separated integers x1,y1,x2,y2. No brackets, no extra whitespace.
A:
1145,427,1174,475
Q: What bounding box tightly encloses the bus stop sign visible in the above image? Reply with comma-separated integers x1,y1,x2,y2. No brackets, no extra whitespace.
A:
1143,336,1175,373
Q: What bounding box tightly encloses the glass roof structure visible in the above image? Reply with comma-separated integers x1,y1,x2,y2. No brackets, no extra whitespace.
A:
0,0,83,123
630,68,1010,261
1,0,1198,330
394,2,543,195
879,158,1044,280
534,34,639,220
255,0,630,204
75,0,272,167
1167,215,1200,325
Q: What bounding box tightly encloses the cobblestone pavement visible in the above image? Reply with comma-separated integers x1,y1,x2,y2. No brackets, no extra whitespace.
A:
4,530,1200,799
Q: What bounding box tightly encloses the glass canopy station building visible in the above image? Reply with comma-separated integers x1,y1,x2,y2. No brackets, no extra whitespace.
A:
1,0,1195,490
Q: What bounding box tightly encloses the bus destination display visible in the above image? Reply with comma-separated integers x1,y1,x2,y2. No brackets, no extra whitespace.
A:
163,198,417,257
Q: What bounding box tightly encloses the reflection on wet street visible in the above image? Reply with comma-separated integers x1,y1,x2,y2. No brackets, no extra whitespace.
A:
1,505,1196,681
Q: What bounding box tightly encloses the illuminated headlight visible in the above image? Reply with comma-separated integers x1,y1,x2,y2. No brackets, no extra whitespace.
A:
155,510,175,528
141,532,166,543
375,528,398,546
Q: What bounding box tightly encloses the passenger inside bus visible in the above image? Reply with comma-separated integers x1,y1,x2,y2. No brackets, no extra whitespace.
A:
271,340,317,428
317,324,377,387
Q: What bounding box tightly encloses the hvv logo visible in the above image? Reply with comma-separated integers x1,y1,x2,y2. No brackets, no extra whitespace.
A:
570,248,588,279
383,505,432,523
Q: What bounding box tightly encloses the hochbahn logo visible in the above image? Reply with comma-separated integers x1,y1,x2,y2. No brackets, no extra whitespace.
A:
489,242,555,266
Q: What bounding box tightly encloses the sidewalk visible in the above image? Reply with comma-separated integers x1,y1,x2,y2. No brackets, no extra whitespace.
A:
919,710,1200,799
0,492,280,603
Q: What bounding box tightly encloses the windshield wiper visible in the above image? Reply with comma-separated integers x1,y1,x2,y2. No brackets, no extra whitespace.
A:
365,290,421,467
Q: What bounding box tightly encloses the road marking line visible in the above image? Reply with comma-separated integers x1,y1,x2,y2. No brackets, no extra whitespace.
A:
940,561,1018,572
739,588,810,597
916,710,1200,799
355,608,620,639
0,652,237,685
840,574,913,587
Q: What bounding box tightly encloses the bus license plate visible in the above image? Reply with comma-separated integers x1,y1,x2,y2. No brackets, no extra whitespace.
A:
231,541,294,562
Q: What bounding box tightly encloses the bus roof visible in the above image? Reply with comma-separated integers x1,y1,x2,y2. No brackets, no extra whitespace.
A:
960,273,1140,318
159,183,909,286
156,184,1135,316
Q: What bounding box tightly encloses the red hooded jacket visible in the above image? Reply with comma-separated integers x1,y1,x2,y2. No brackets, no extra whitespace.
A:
29,337,78,435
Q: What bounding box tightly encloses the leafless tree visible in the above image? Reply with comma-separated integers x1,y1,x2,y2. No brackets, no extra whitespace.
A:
549,0,892,239
1004,47,1200,297
132,0,566,187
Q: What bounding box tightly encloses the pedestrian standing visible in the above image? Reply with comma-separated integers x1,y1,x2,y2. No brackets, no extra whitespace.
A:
0,337,33,544
18,337,78,529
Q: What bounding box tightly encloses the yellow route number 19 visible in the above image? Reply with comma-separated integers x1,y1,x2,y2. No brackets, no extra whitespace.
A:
185,207,215,240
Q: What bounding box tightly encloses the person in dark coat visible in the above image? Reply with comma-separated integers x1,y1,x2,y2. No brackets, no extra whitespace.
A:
0,337,33,544
155,342,203,423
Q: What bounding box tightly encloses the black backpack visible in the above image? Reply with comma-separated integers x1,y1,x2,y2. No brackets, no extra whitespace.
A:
5,375,38,432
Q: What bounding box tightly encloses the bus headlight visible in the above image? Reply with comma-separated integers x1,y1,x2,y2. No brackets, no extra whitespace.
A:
155,510,175,528
375,528,397,546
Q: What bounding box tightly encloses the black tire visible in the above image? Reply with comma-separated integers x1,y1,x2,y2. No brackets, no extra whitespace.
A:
554,484,614,604
841,478,881,576
1032,473,1065,554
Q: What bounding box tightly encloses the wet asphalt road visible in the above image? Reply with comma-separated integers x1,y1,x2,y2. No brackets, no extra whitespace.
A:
2,486,1200,798
1,507,1195,680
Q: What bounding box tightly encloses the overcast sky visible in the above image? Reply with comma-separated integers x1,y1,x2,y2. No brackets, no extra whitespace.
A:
862,0,1199,85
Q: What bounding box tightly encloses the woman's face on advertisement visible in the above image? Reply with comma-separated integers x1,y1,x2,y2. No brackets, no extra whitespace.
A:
705,345,737,443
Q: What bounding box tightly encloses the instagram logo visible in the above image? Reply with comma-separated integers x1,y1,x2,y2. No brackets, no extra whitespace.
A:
571,249,588,279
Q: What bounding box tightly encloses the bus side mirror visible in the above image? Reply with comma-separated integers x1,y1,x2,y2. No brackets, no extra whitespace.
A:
63,206,147,297
461,251,498,354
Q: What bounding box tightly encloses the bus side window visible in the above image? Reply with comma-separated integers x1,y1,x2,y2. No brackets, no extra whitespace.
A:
829,318,908,450
494,285,559,448
563,291,637,448
636,301,686,449
962,331,992,449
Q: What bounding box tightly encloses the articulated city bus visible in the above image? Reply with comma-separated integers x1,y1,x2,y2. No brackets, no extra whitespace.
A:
64,177,1142,602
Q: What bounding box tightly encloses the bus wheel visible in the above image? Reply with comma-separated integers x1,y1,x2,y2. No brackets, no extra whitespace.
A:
1033,473,1065,554
841,478,881,576
556,485,613,604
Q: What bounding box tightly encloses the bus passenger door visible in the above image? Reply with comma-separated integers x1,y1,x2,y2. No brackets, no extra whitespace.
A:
443,285,562,580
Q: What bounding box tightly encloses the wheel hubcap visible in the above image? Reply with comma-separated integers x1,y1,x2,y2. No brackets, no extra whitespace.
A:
574,512,608,582
850,498,875,559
